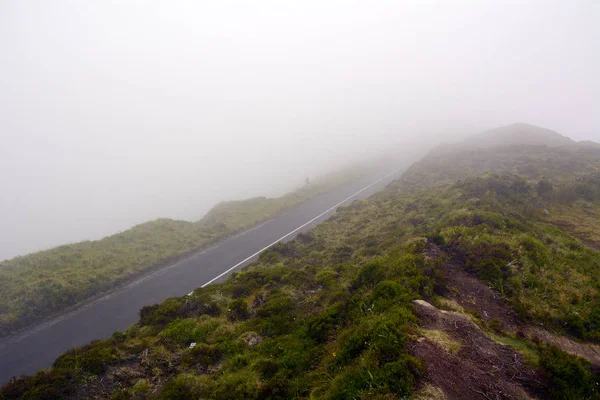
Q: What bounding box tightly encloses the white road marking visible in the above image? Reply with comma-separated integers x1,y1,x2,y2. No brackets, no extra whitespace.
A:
188,164,407,294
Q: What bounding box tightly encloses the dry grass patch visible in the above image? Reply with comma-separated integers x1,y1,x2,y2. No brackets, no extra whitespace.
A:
436,298,465,314
419,329,461,354
411,383,447,400
546,204,600,249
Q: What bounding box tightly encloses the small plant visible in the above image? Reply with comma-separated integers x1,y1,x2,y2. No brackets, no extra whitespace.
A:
227,298,250,322
539,344,600,399
181,343,221,367
159,373,213,400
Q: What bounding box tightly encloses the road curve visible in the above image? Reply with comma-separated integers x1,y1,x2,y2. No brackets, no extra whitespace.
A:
0,165,408,384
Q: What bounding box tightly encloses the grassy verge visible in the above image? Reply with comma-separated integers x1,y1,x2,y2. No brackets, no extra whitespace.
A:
0,165,369,337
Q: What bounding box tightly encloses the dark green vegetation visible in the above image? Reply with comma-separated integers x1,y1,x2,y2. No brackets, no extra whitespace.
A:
399,124,600,340
1,237,436,399
3,124,600,399
403,123,600,191
0,167,367,337
465,123,575,149
539,344,600,400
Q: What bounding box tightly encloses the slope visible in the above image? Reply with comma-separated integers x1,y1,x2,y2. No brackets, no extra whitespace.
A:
466,122,575,148
0,165,367,338
3,124,600,399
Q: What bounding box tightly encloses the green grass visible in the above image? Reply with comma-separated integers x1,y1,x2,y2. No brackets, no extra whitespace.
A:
418,329,461,354
198,166,367,230
1,211,437,399
4,127,600,399
0,165,368,337
487,332,541,366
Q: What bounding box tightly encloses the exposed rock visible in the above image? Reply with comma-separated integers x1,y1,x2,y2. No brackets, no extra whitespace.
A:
241,331,262,347
413,299,436,309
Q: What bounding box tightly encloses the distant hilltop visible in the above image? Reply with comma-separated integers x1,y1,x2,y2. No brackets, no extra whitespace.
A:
465,122,575,148
428,123,595,159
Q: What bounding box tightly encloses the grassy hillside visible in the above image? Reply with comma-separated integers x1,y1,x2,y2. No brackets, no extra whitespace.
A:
0,165,368,337
198,167,366,230
3,124,600,399
401,131,600,190
465,123,575,148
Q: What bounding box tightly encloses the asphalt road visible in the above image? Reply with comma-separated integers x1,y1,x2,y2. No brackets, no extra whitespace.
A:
0,165,407,384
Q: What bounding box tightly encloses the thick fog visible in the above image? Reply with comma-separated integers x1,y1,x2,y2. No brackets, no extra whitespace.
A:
1,1,599,260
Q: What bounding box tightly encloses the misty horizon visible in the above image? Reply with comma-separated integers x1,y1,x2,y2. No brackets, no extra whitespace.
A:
1,1,599,260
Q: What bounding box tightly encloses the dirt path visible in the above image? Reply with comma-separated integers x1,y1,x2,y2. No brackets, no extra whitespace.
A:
411,243,600,399
411,300,547,400
549,217,600,252
434,257,600,366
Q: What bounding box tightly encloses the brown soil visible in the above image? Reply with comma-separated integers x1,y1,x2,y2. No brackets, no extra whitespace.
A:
550,219,600,252
436,260,520,332
411,243,600,399
434,253,600,366
68,361,149,400
411,300,548,400
522,326,600,366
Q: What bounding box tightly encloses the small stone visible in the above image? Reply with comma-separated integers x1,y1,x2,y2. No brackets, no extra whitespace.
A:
242,332,263,347
413,299,435,309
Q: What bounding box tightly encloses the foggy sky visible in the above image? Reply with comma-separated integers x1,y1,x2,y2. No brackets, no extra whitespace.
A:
1,1,599,260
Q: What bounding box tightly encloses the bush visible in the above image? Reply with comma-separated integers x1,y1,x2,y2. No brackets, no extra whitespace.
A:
539,344,600,399
326,366,371,399
253,358,280,379
53,341,117,375
230,282,253,298
426,232,445,245
253,293,296,336
460,236,513,296
258,374,292,400
138,298,185,327
583,305,600,341
315,268,337,288
181,343,222,367
376,356,421,395
159,373,213,400
131,379,151,398
0,370,73,400
325,355,421,400
519,235,548,265
296,232,314,244
227,298,250,322
352,259,386,289
159,318,198,345
537,179,554,199
306,311,336,343
335,309,414,368
258,250,281,264
368,280,408,312
257,335,315,376
213,371,260,400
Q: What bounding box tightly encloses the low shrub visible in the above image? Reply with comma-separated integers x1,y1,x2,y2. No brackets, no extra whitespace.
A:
53,341,117,375
181,343,222,367
539,344,600,399
227,298,250,322
253,358,280,379
213,370,260,400
253,293,296,336
159,373,213,400
138,298,185,327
